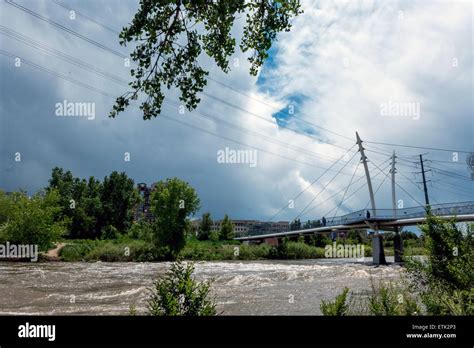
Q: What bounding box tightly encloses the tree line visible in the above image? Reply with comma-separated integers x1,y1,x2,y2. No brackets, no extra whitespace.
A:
1,167,223,260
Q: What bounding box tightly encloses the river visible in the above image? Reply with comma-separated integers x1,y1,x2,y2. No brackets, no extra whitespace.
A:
0,258,403,315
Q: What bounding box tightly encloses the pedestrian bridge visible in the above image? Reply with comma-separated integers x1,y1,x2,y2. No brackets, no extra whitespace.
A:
235,201,474,241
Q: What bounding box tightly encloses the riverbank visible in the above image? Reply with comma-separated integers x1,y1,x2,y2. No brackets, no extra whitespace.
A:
56,238,425,262
58,238,326,261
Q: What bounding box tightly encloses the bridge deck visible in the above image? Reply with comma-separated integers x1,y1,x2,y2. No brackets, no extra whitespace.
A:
235,201,474,241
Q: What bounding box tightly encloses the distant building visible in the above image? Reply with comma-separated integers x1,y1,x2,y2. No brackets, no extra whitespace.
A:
191,218,289,237
134,182,158,223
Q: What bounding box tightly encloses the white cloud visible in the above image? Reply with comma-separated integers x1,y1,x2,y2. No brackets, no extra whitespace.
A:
1,0,472,222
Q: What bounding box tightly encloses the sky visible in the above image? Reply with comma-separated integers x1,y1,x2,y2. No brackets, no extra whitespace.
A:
0,0,473,224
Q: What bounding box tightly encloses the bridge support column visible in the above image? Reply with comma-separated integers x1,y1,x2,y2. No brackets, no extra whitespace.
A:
372,234,386,265
393,228,403,263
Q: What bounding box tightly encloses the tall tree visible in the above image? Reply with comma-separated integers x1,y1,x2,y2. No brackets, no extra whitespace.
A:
101,171,139,234
150,178,200,260
48,167,88,238
47,167,75,223
47,168,104,239
0,190,14,225
80,177,103,239
198,212,213,241
219,214,234,240
110,1,303,119
47,168,139,239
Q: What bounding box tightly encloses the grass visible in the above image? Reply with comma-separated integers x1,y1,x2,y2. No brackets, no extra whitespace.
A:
180,238,272,260
59,238,327,262
58,235,427,262
60,238,156,262
276,241,325,259
321,279,421,316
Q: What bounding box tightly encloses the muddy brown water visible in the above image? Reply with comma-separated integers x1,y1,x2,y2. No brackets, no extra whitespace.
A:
0,258,403,315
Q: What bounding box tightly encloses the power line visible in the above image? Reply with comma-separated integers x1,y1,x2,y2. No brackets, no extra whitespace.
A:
318,162,392,219
425,161,472,178
0,50,361,179
370,156,424,206
431,182,474,200
4,0,128,58
430,179,474,194
331,160,361,220
48,0,357,147
396,167,441,205
51,0,121,35
0,25,128,85
430,159,467,166
200,90,349,151
268,144,357,222
427,165,472,182
34,0,357,153
43,0,474,161
206,77,355,143
1,27,362,168
293,150,360,221
365,140,471,155
300,174,367,219
2,32,406,218
51,0,471,167
0,49,117,97
4,2,470,220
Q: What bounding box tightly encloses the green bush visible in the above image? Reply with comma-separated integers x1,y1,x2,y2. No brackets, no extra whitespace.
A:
179,240,273,261
101,225,119,240
85,243,124,261
403,246,427,256
269,241,324,259
180,241,234,260
147,262,216,316
320,281,420,316
320,216,473,316
126,221,154,243
405,214,473,315
310,234,332,247
60,240,98,261
367,281,419,316
237,243,272,259
0,190,66,250
209,231,219,242
60,239,156,262
420,284,473,315
364,244,372,257
320,287,349,316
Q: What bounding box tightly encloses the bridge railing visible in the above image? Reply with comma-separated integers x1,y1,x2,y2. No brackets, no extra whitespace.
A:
240,201,474,238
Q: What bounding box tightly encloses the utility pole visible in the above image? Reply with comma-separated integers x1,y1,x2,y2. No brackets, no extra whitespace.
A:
356,132,376,217
391,151,403,262
419,154,430,207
